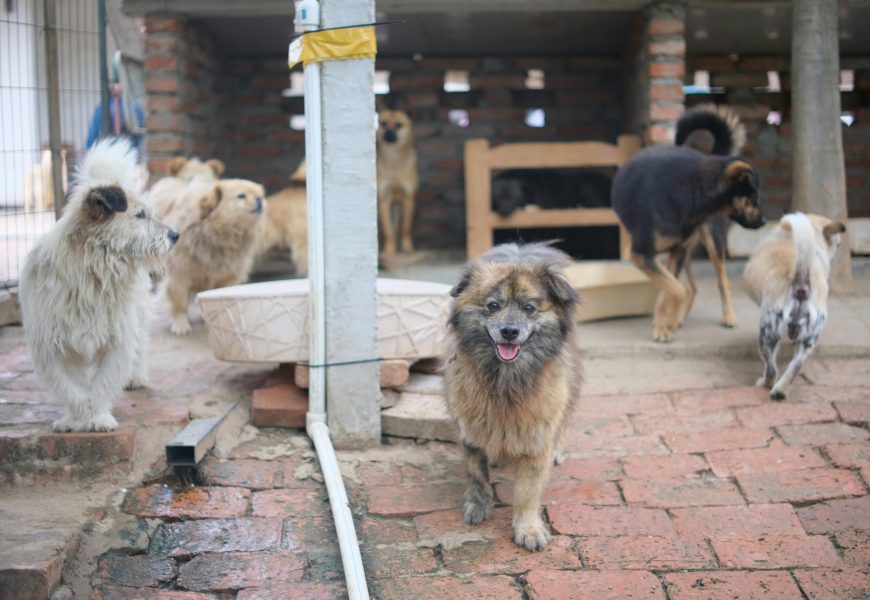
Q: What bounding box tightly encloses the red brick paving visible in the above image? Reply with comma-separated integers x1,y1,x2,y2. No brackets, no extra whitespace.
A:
795,496,870,533
793,568,870,600
670,504,804,540
526,569,665,600
711,534,842,569
176,550,305,591
705,440,827,476
662,571,804,600
4,323,869,600
122,486,250,519
737,467,866,504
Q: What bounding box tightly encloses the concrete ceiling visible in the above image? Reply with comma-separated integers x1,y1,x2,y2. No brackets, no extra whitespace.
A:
137,2,870,59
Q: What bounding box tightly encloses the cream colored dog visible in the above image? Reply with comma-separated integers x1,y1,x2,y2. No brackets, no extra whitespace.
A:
149,156,224,217
22,146,69,213
744,212,846,399
19,139,178,432
377,109,418,260
159,178,266,335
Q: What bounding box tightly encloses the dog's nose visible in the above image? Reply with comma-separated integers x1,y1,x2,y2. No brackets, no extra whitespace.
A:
500,325,520,341
383,129,397,143
168,229,179,244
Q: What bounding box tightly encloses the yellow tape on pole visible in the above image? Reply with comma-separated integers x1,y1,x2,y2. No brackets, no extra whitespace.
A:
288,26,377,69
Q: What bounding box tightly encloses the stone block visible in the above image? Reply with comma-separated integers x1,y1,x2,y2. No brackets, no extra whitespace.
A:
381,393,458,442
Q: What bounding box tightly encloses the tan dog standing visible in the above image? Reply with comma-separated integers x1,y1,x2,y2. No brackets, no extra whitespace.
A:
159,178,266,335
377,109,418,260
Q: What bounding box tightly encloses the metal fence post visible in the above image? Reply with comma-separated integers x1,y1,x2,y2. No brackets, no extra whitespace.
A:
98,0,110,139
43,0,64,219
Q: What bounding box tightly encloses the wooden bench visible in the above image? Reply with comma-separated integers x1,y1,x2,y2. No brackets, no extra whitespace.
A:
463,135,642,259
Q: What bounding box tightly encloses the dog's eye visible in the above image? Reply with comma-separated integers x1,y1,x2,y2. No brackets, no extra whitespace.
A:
523,303,536,314
395,122,403,129
237,193,246,199
486,301,500,311
135,209,146,219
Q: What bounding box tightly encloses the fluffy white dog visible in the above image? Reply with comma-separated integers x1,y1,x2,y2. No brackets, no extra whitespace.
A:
19,139,179,432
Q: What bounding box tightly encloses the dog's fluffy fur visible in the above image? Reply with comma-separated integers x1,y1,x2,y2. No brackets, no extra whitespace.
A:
744,212,845,399
19,139,178,432
612,104,766,342
377,109,418,260
159,178,266,335
444,242,581,551
149,156,224,218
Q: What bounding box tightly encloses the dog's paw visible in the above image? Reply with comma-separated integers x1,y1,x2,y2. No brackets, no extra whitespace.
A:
463,496,493,525
653,325,675,343
124,377,147,391
170,317,192,336
53,413,118,432
721,316,738,328
513,517,550,551
756,376,774,389
769,388,787,401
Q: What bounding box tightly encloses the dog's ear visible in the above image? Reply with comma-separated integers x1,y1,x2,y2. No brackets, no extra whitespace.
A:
725,161,754,187
449,265,475,298
207,159,225,177
84,185,127,219
823,221,846,244
198,183,223,217
168,157,187,176
544,268,579,308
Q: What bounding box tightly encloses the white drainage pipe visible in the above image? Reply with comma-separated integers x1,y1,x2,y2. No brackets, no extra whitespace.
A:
296,2,370,599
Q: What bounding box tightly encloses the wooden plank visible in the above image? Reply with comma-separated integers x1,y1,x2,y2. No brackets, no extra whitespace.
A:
486,142,627,169
465,139,494,259
493,208,621,229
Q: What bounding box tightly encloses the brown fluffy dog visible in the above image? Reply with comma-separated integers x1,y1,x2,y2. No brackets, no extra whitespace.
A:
160,178,265,335
444,242,581,551
377,109,418,260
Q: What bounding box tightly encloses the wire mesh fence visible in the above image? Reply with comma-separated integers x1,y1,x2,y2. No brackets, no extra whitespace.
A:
1,0,143,290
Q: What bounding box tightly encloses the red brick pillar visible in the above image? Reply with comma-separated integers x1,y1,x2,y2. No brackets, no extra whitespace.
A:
629,2,687,146
143,16,187,178
143,15,222,182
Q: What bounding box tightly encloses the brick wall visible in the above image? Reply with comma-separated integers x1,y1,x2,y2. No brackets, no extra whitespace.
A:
377,55,627,250
219,58,305,192
627,2,687,146
686,56,870,218
143,16,225,179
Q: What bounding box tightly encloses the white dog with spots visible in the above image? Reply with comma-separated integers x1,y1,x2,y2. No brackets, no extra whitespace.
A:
744,212,846,400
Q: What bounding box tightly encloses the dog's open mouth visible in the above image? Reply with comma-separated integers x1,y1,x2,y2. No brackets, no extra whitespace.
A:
496,343,522,362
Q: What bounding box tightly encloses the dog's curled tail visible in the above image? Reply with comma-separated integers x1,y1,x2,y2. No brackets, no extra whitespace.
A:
781,212,815,301
76,137,140,193
676,104,746,156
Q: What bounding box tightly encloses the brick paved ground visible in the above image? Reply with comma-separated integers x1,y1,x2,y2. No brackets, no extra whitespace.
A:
93,374,869,599
2,273,869,599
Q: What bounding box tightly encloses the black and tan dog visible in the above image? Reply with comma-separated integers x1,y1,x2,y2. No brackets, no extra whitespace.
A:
444,242,581,551
612,104,766,342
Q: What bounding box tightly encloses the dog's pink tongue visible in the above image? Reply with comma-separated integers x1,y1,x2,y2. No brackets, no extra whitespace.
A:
497,343,521,361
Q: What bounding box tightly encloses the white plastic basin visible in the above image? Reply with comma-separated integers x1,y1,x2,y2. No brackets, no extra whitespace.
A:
197,278,451,363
